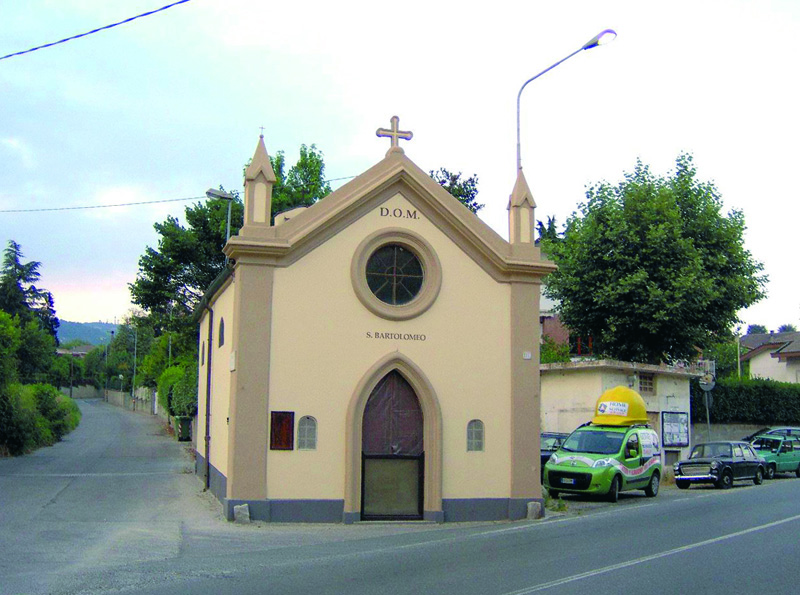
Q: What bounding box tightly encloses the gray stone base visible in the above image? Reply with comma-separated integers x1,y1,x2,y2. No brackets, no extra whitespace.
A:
442,498,545,522
223,499,345,523
195,452,226,503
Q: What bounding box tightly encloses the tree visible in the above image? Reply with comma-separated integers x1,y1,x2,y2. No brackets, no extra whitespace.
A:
537,216,561,245
747,324,768,334
429,169,483,214
543,154,766,364
271,144,332,220
777,324,797,333
0,241,59,341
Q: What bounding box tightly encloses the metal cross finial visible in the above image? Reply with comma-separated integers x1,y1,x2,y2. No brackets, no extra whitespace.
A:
259,125,265,138
376,116,413,152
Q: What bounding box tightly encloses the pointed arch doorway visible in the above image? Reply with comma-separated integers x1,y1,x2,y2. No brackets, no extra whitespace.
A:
361,370,424,520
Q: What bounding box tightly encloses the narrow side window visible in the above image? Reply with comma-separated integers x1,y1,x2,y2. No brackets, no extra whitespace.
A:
200,341,205,365
467,419,484,452
297,416,318,450
218,318,225,347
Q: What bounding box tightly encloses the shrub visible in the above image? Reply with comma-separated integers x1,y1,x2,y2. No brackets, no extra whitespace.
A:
157,366,184,416
171,360,198,418
0,383,81,456
691,377,800,425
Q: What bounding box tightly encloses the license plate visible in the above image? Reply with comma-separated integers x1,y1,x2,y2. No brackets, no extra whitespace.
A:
561,478,575,485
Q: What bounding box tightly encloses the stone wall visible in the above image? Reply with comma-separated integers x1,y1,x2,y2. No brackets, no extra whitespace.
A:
690,422,768,444
60,385,104,400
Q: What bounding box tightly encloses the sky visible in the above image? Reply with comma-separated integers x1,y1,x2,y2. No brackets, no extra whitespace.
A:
1,0,798,333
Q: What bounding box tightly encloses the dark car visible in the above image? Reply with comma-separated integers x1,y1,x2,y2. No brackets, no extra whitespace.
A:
540,432,569,482
673,441,765,489
741,426,800,442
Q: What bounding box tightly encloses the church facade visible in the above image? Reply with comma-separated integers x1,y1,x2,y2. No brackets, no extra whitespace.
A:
195,119,556,522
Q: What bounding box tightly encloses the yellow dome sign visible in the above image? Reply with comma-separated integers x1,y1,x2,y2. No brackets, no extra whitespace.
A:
591,386,649,426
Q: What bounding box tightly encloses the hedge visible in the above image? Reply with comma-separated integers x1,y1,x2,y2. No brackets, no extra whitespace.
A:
690,377,800,425
0,383,81,456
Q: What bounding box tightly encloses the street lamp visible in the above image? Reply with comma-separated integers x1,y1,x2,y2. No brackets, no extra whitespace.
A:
516,29,617,172
206,188,236,246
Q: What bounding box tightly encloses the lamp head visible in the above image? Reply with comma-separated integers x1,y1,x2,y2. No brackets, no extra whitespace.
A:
582,29,617,50
206,188,235,201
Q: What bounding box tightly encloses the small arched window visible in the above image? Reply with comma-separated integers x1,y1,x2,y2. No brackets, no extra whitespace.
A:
297,416,317,450
200,341,205,365
218,318,225,347
467,419,484,452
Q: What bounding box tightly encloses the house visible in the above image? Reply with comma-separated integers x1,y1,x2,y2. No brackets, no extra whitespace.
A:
541,360,700,469
740,331,800,383
194,119,556,523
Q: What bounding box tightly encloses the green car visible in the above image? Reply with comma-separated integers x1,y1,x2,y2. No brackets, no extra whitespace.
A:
750,435,800,479
543,423,662,502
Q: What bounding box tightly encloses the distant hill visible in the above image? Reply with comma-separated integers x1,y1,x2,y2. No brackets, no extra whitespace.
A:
57,321,117,346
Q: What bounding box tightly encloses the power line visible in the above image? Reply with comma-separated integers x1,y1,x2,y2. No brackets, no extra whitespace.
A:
0,196,204,214
0,0,193,62
2,174,359,214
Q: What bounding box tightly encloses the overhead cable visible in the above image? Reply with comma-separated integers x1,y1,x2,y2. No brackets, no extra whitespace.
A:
0,0,193,62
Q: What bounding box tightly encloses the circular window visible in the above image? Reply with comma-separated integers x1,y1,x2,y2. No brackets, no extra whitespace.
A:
366,244,423,305
351,228,442,321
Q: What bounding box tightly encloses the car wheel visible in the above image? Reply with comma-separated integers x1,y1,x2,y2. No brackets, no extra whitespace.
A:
675,479,689,490
754,467,763,485
796,464,800,479
644,472,660,497
607,475,621,503
716,470,733,489
766,464,776,480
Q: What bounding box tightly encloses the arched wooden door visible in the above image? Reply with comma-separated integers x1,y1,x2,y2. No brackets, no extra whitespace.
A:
361,370,424,520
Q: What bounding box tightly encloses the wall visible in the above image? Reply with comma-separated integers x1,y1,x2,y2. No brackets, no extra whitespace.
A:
749,351,791,382
267,192,513,501
195,280,235,485
59,385,103,400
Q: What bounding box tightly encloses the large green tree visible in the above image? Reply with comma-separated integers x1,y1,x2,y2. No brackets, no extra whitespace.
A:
543,154,766,364
0,241,59,341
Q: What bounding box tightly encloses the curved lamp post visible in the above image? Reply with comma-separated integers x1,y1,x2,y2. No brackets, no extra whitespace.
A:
516,29,617,172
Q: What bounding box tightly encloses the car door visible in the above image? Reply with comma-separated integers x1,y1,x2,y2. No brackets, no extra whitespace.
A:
742,444,760,477
731,444,747,479
622,431,643,488
777,439,794,472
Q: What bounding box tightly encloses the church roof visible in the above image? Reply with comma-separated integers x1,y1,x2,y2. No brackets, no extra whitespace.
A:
225,148,555,284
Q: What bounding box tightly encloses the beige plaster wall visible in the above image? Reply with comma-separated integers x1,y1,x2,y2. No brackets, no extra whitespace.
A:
541,370,601,433
196,282,235,479
267,193,512,500
750,351,792,382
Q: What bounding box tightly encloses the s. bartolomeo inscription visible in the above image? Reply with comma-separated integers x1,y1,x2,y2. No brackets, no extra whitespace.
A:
379,207,418,220
367,332,427,341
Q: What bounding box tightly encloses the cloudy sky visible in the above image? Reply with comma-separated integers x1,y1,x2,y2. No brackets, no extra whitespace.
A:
1,0,797,332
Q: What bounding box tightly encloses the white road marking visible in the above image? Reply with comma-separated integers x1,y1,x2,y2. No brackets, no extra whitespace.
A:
502,512,800,594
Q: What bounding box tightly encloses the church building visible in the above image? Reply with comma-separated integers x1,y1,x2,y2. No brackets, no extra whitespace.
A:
195,117,556,522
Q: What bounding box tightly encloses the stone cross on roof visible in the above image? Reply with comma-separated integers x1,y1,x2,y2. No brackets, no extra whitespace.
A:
376,115,413,154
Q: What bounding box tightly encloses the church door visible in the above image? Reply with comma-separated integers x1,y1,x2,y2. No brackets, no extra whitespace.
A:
361,370,424,520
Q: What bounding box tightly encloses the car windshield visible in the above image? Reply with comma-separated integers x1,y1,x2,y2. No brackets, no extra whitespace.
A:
690,443,732,458
561,430,624,455
752,437,781,451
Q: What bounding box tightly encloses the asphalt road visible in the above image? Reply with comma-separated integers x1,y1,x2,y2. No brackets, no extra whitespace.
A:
2,400,799,595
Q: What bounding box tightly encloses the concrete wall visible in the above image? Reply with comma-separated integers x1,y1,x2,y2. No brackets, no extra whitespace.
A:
60,385,103,400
